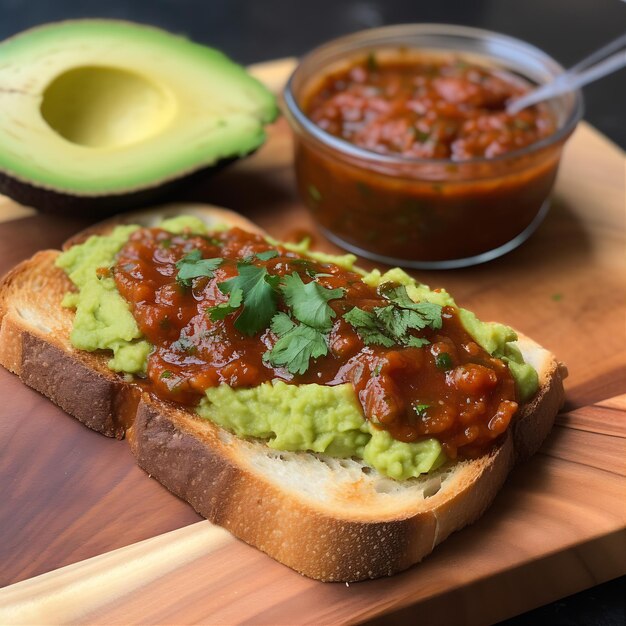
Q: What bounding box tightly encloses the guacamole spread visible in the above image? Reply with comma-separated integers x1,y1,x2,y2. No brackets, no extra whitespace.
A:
196,380,445,479
56,215,538,480
56,224,150,373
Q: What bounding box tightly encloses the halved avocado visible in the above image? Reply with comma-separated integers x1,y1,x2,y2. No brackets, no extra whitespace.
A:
0,20,277,213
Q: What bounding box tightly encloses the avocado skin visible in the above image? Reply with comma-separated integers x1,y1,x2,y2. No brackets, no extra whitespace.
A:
0,20,277,215
0,157,238,215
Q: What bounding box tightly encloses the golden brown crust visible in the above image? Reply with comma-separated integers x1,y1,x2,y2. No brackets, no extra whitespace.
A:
129,398,441,581
0,252,134,438
0,203,566,581
511,355,565,461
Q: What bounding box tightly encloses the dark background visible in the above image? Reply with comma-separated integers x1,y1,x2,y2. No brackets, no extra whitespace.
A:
1,0,625,147
0,1,624,624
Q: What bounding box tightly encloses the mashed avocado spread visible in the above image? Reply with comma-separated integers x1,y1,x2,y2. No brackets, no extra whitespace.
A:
56,215,538,480
56,224,150,373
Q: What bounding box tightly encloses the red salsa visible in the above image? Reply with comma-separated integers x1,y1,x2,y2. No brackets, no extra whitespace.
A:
114,226,518,459
305,57,555,160
291,54,563,263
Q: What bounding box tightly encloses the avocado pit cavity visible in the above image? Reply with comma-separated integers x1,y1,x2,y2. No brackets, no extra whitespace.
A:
40,65,176,149
0,20,277,209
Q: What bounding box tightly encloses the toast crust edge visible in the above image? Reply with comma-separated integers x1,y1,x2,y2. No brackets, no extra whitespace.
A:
0,203,566,581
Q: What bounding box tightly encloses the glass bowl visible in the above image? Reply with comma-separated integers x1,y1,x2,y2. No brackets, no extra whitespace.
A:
282,24,583,269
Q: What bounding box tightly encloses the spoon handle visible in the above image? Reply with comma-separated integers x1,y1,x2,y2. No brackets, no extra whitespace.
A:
507,33,626,114
569,32,626,73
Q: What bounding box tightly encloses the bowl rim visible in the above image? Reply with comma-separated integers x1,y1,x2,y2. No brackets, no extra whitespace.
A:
283,23,584,167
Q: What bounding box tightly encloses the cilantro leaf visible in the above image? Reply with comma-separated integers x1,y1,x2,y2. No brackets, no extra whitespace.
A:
181,248,202,261
413,403,430,415
342,306,373,328
406,336,430,348
175,250,223,287
206,304,235,321
374,306,415,337
344,301,436,349
218,263,278,336
206,289,243,321
410,302,443,330
281,272,343,332
256,250,279,261
308,184,322,202
270,311,296,336
288,259,331,278
380,284,443,330
374,305,436,336
366,51,378,72
266,321,328,375
379,284,414,306
343,307,395,347
265,274,281,290
435,353,453,370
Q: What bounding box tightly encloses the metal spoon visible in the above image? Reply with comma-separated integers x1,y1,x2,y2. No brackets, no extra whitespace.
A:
507,33,626,114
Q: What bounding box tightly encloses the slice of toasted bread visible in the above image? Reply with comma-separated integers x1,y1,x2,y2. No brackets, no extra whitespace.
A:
0,204,565,581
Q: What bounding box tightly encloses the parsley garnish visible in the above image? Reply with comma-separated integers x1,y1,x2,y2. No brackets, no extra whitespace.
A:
288,259,332,279
270,311,297,336
308,184,322,202
342,307,395,347
513,118,532,130
256,250,279,261
366,51,378,71
380,285,443,330
175,250,223,287
374,305,430,338
413,403,430,415
265,312,328,375
343,286,442,348
264,275,343,374
413,129,430,143
435,353,453,370
218,263,278,336
160,370,173,379
406,336,431,348
280,272,343,331
205,289,243,321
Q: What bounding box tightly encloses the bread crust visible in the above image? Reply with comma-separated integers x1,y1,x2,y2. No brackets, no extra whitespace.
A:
0,251,134,438
0,203,566,581
129,395,517,580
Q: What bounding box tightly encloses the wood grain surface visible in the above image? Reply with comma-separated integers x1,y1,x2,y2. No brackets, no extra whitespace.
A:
0,58,625,624
0,398,624,625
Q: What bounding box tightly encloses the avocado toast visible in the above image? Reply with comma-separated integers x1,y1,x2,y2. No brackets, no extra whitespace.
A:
0,204,565,581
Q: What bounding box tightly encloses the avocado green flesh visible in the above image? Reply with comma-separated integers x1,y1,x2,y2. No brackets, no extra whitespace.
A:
56,224,151,373
0,20,277,194
56,216,538,479
197,381,447,480
363,268,539,402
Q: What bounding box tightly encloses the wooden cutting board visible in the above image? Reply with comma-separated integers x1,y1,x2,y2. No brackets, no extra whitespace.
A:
0,59,625,625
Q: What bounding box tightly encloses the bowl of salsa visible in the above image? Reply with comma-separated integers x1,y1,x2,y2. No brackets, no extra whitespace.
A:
283,24,583,268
